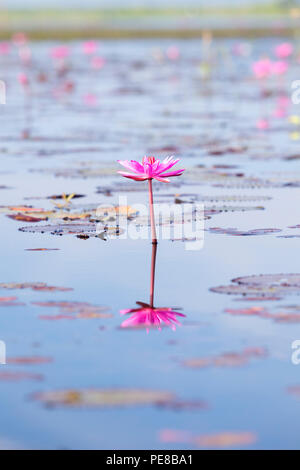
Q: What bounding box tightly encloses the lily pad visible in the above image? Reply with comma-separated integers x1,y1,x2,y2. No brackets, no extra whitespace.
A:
0,282,72,292
208,228,281,236
32,388,175,408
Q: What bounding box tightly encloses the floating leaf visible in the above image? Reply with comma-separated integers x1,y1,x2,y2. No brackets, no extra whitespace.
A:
183,348,266,369
7,356,53,365
0,282,72,292
7,214,46,222
32,301,112,319
19,223,122,239
32,388,175,408
0,371,43,381
287,386,300,398
194,432,256,448
208,227,281,236
25,248,60,251
0,296,25,307
211,274,300,297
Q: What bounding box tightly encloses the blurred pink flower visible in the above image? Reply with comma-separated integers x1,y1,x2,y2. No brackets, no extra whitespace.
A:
275,42,293,59
18,73,29,87
277,95,289,107
12,32,28,47
0,42,10,55
256,118,269,130
273,107,287,118
83,93,97,106
120,304,185,331
51,45,70,60
117,156,185,183
82,41,97,55
272,60,288,75
252,59,272,78
166,46,180,60
91,56,105,69
19,46,32,65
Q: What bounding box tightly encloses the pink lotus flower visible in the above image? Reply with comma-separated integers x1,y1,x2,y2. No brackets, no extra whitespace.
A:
256,118,269,130
18,73,29,87
166,46,180,60
51,45,70,60
273,107,286,118
275,42,293,59
252,59,272,79
120,303,185,331
91,56,105,69
82,40,97,55
117,156,185,183
0,42,10,55
272,61,288,75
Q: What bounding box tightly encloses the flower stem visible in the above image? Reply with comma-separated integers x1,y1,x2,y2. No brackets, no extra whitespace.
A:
150,242,157,308
148,178,157,244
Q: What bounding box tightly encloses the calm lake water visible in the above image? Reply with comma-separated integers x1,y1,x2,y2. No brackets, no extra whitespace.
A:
4,0,273,9
0,37,300,449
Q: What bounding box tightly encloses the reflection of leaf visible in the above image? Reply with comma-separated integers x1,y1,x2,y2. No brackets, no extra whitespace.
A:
287,386,300,398
225,306,300,323
194,432,256,448
0,283,72,292
7,214,46,222
211,274,300,298
183,347,267,369
32,301,112,319
0,296,25,306
159,429,257,448
25,248,59,251
7,356,52,365
19,223,122,239
32,388,175,408
0,371,43,381
208,227,281,236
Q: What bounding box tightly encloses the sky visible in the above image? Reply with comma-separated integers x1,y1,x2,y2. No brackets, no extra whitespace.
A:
0,0,276,9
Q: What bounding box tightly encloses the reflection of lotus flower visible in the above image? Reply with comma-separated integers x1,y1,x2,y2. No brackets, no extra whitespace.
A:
118,156,184,183
120,303,185,332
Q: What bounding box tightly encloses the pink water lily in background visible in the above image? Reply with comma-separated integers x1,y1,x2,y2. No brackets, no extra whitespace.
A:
275,42,293,59
120,303,186,332
117,156,185,183
256,118,269,130
12,32,28,47
272,61,288,75
51,45,70,60
252,58,272,78
18,73,29,87
91,56,106,69
0,42,11,55
82,40,97,55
